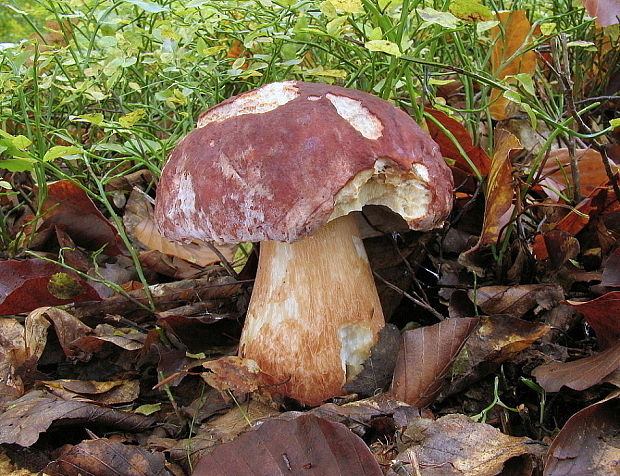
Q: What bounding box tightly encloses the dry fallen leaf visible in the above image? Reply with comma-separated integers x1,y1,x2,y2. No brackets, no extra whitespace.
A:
532,341,620,392
44,438,171,476
459,129,521,276
0,390,155,447
191,414,383,476
0,319,28,404
39,379,140,405
202,356,275,396
545,394,620,475
470,284,564,318
391,413,545,476
391,318,479,407
489,10,537,120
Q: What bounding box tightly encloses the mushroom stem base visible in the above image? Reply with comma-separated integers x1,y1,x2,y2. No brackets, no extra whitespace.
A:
239,213,385,406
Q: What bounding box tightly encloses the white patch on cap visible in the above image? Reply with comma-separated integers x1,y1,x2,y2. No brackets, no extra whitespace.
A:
330,158,430,224
307,95,321,101
326,93,383,140
198,81,299,127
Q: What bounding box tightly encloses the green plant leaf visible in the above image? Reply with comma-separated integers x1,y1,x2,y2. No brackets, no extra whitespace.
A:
123,0,169,13
70,113,105,125
417,8,460,29
449,0,493,22
119,109,147,128
514,73,535,96
0,158,36,172
43,146,81,162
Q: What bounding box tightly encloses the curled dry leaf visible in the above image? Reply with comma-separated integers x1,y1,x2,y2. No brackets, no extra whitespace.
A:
0,260,101,316
39,379,140,405
391,414,546,476
191,414,383,476
202,356,275,396
0,390,156,447
564,291,620,348
532,341,620,392
489,10,537,120
470,284,564,318
390,318,479,407
44,438,172,476
72,324,146,354
545,395,620,475
459,129,521,276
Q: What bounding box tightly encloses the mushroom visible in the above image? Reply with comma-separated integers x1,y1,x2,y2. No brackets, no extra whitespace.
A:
155,81,453,406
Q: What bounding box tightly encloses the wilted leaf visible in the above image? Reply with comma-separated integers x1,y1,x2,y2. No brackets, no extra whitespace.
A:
191,414,383,476
459,129,521,275
44,438,171,476
391,318,479,407
489,11,537,120
392,414,546,475
0,260,101,316
581,0,620,27
0,390,156,447
470,284,564,318
425,107,491,177
532,341,620,392
545,395,620,475
202,356,274,395
565,292,620,348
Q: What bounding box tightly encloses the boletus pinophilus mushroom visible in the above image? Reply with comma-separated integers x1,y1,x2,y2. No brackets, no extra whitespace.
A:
155,81,453,406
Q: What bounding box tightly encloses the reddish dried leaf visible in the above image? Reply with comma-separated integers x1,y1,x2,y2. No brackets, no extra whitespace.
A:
489,11,537,120
546,396,620,475
470,284,563,318
44,438,171,476
72,324,146,353
425,107,491,177
565,292,620,348
390,318,479,407
542,230,580,269
459,129,521,275
0,260,101,316
394,414,546,475
0,390,156,447
37,179,126,255
202,356,274,395
532,341,620,392
541,148,618,200
582,0,620,26
191,414,383,476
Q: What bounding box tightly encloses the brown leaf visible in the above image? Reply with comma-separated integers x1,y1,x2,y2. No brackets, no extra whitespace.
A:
459,129,521,275
602,247,620,286
0,390,156,447
44,438,171,476
202,356,274,395
26,307,93,360
545,395,620,474
393,414,545,476
470,284,564,318
581,0,620,27
390,318,479,407
565,292,620,348
39,379,140,405
72,324,146,353
0,260,101,316
191,414,383,476
532,341,620,392
489,10,537,120
0,319,28,404
541,230,580,270
425,107,491,177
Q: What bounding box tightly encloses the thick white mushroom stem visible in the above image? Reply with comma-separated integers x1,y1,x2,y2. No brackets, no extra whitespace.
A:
239,213,385,406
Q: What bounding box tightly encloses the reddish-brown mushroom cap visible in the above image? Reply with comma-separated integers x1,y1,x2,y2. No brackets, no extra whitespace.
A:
155,81,453,243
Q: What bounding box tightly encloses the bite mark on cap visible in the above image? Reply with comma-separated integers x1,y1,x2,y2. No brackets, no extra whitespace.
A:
198,81,299,127
326,93,383,140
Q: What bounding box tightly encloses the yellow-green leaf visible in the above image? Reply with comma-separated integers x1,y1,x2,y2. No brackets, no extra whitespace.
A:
71,113,105,125
43,146,81,162
449,0,492,22
365,39,401,57
329,0,363,13
119,109,146,128
417,8,460,29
